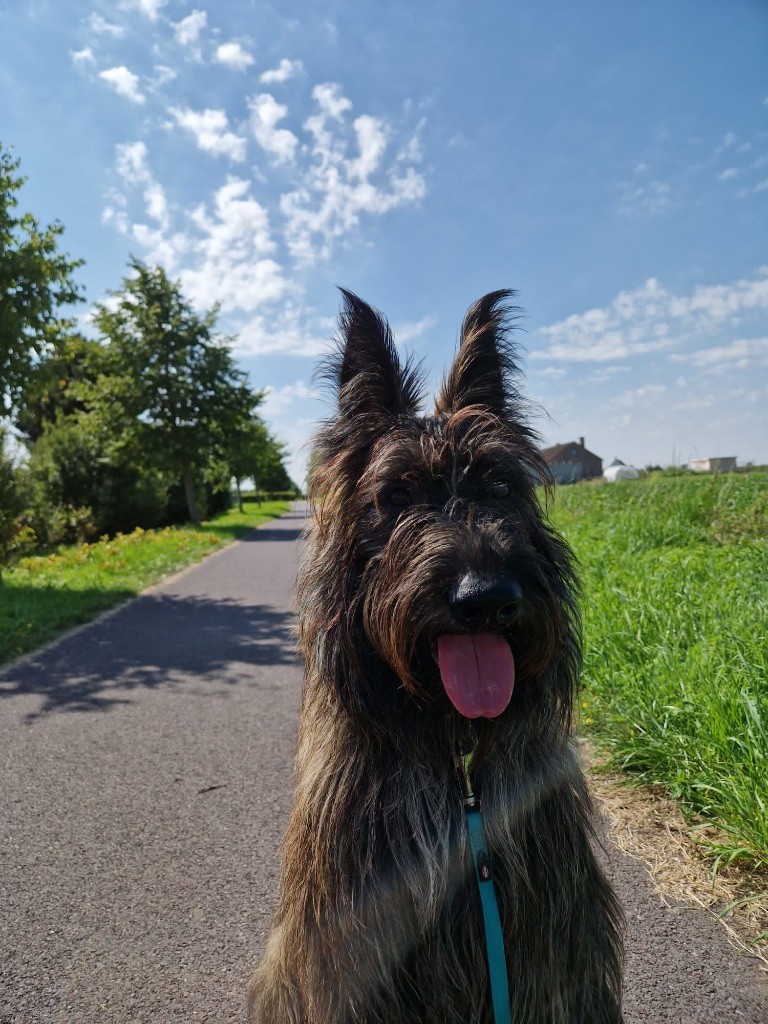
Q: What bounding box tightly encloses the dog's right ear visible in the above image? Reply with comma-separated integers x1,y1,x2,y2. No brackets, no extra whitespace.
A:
332,289,422,420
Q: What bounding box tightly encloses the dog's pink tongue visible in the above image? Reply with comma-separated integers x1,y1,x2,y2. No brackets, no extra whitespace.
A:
436,634,515,719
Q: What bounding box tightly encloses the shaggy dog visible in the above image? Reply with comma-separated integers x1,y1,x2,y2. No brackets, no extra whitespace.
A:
249,290,624,1023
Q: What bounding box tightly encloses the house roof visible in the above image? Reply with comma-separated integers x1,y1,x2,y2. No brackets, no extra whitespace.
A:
541,441,601,463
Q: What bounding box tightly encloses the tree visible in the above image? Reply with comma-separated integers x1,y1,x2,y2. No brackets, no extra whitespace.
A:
0,427,30,574
93,259,260,524
16,333,103,443
0,143,84,414
227,412,268,513
257,434,295,493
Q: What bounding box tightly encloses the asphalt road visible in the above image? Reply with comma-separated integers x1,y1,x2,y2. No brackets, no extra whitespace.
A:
1,505,766,1024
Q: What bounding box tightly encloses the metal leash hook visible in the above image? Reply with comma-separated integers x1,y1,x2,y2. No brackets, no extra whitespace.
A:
460,752,512,1024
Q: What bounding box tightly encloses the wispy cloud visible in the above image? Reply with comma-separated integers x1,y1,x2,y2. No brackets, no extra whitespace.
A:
120,0,167,22
181,178,284,312
617,178,670,218
393,315,436,345
88,13,125,37
99,66,145,104
248,93,299,164
260,58,303,84
70,46,95,65
261,380,317,416
172,9,207,52
169,106,247,161
281,83,426,264
214,41,254,71
236,307,331,356
534,271,768,363
674,337,768,369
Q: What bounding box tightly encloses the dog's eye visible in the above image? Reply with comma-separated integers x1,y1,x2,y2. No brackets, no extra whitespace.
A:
489,481,510,499
386,486,412,508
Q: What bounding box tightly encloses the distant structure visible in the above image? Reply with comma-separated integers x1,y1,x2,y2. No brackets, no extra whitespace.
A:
604,458,639,482
690,456,737,473
541,436,602,484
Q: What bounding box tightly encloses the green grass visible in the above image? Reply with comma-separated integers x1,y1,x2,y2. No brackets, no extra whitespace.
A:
550,472,768,869
0,499,290,665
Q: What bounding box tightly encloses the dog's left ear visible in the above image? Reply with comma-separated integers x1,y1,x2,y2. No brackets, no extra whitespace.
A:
435,290,522,417
333,288,422,420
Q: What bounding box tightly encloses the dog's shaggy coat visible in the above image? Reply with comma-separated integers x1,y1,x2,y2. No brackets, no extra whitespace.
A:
249,290,624,1023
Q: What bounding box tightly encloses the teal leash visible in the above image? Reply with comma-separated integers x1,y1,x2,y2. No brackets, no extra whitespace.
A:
461,753,512,1024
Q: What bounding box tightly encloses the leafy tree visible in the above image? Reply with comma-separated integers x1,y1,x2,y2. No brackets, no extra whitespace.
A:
0,143,84,414
227,413,269,511
16,333,103,442
0,427,30,573
257,434,295,493
93,259,260,524
226,414,295,504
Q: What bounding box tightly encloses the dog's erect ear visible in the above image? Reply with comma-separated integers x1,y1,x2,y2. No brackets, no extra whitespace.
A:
435,290,522,417
332,289,422,419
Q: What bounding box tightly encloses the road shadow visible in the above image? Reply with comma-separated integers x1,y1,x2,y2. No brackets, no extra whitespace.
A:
236,527,305,543
0,591,299,720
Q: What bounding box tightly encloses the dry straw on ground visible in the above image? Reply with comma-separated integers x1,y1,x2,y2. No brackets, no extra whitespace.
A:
583,745,768,970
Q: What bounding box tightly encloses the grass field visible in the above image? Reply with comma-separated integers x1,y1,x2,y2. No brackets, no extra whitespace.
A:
0,499,290,665
550,472,768,870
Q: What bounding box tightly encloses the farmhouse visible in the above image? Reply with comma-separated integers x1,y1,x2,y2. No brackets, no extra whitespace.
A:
690,456,737,473
541,437,603,484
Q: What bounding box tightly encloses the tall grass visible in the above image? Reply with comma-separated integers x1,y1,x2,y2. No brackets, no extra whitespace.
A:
551,473,768,868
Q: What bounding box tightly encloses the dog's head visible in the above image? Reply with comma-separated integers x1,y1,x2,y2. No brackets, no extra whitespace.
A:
301,290,580,750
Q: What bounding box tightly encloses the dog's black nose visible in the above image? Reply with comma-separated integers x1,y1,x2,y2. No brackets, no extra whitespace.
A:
449,573,523,629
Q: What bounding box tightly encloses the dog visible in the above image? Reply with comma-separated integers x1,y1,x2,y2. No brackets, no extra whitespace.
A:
249,290,624,1023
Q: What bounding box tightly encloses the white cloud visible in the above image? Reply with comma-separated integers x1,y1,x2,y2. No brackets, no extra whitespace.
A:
215,42,254,71
717,167,739,181
149,64,177,88
108,142,284,315
534,272,768,363
170,106,246,161
393,314,435,345
617,179,670,217
248,93,299,164
107,145,180,267
312,82,353,121
260,58,303,84
680,337,768,369
260,380,316,416
173,9,207,48
714,131,738,157
237,307,330,356
280,83,426,264
115,141,152,184
111,142,171,250
88,13,125,36
99,66,145,104
120,0,167,21
144,181,169,229
70,47,95,65
180,178,285,313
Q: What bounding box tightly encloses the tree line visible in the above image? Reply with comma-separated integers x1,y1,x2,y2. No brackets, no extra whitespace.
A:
0,142,296,568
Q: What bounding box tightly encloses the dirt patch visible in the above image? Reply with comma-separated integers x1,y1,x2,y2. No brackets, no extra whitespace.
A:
582,745,768,969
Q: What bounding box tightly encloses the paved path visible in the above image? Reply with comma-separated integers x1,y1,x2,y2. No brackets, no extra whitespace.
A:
1,506,766,1023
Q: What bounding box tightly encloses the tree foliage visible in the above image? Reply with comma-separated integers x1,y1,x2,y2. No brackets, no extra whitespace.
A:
92,260,260,524
0,143,84,414
0,428,29,572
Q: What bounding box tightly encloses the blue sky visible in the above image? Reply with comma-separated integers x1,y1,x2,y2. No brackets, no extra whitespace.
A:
2,0,767,484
